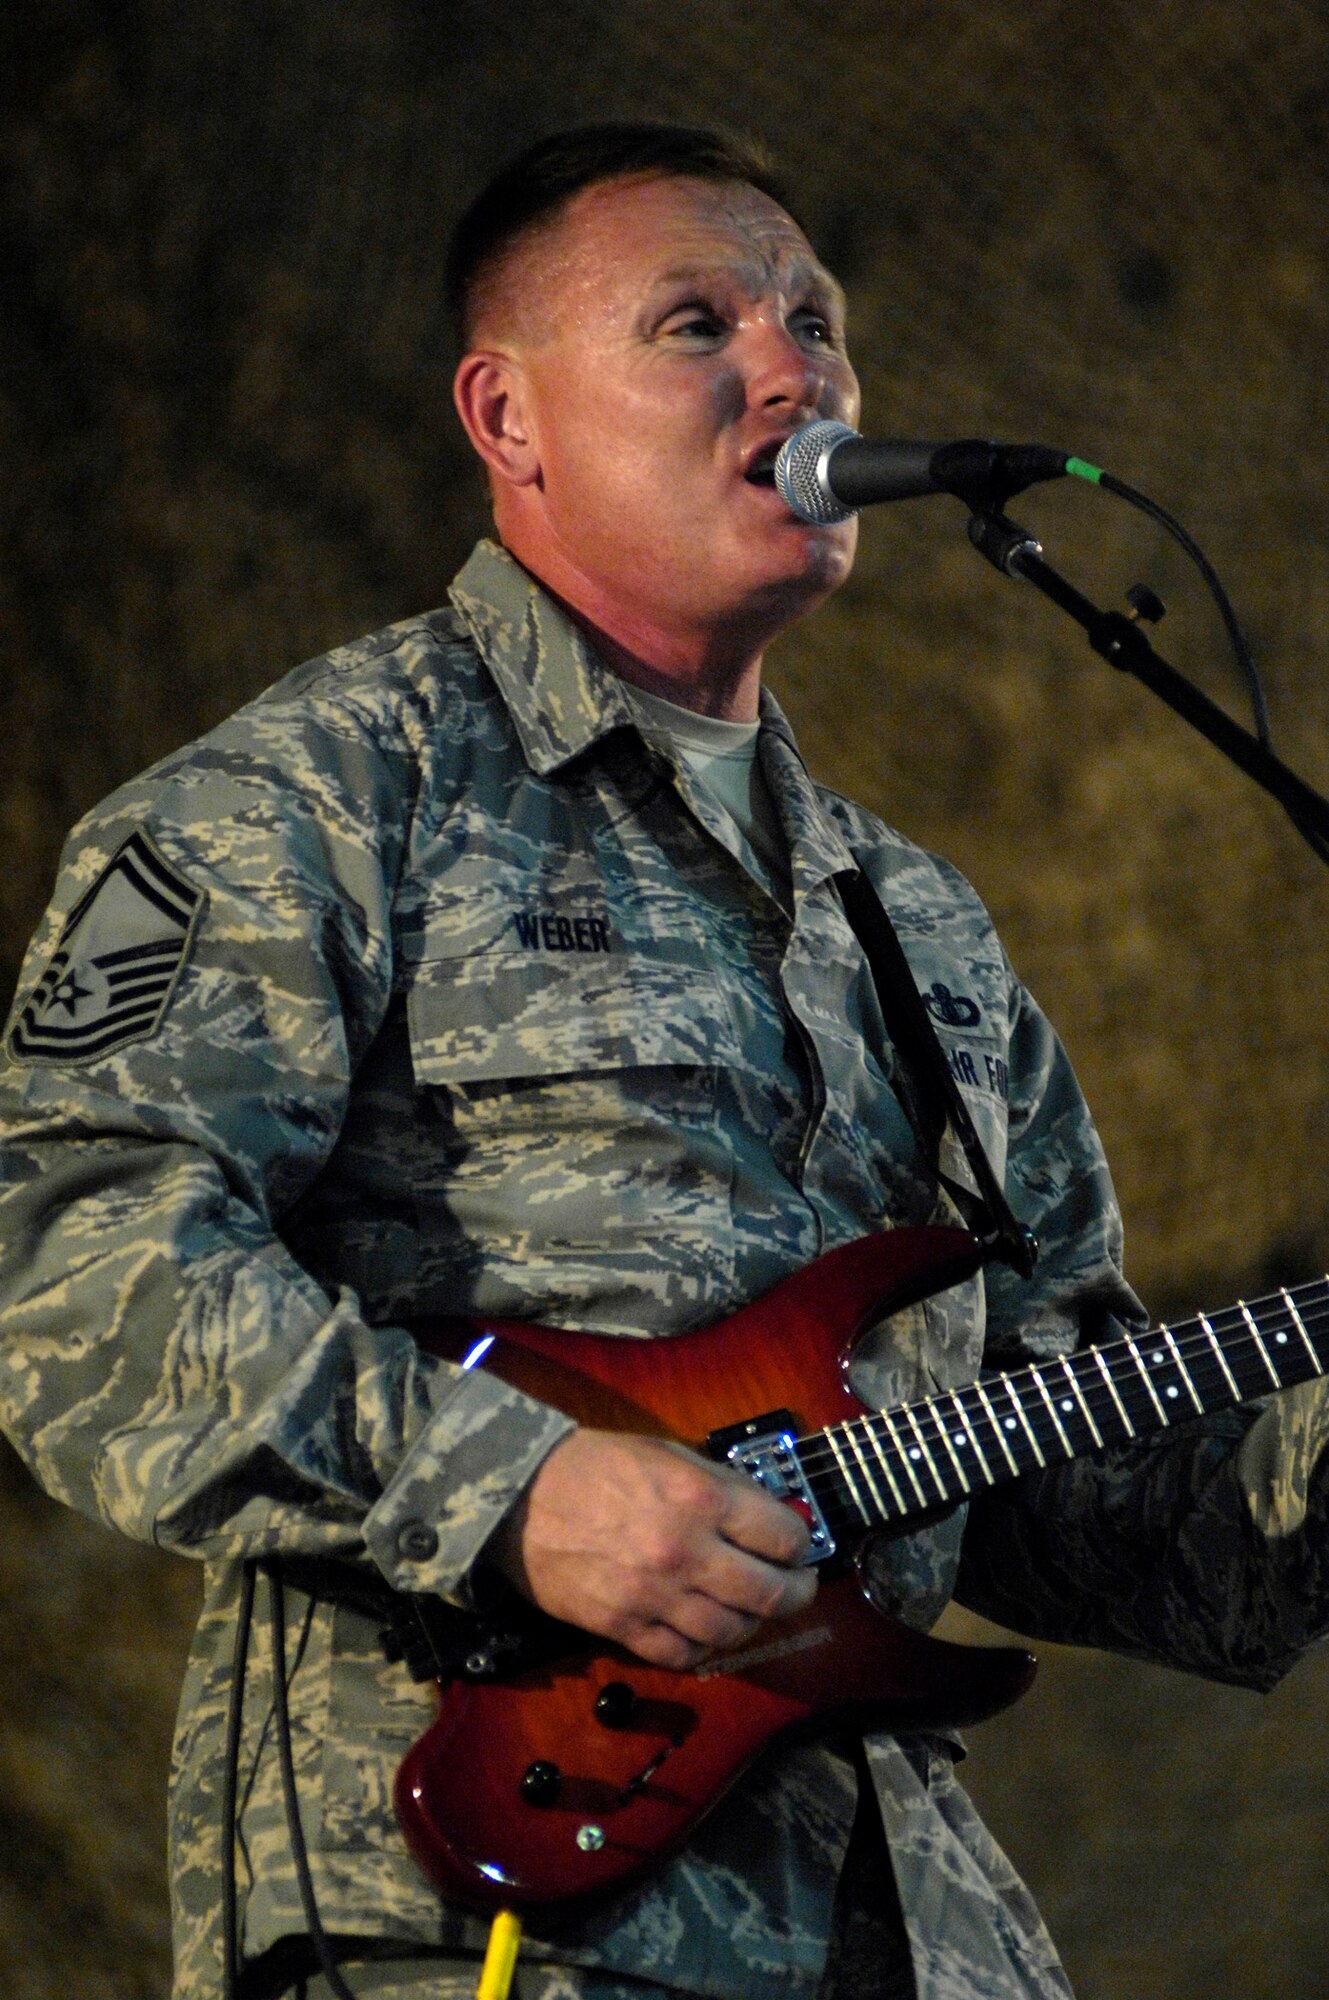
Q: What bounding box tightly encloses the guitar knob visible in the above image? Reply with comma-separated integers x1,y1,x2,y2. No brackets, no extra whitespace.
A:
594,1681,638,1728
520,1759,563,1805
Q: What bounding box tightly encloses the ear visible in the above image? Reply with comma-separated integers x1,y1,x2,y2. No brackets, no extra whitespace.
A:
453,350,541,489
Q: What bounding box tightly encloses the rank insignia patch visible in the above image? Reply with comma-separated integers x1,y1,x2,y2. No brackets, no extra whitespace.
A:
8,830,204,1064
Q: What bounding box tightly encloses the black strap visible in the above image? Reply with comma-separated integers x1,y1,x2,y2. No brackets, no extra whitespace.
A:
836,866,1037,1279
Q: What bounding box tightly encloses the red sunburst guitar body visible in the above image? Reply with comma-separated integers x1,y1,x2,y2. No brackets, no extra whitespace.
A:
395,1225,1037,1910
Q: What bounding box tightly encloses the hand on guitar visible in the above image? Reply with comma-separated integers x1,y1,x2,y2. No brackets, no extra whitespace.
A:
487,1428,817,1671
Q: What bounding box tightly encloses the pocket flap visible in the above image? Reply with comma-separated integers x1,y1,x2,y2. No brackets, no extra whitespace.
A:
406,950,739,1084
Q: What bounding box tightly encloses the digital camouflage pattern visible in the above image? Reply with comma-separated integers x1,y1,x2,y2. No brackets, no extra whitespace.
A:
3,539,1329,2000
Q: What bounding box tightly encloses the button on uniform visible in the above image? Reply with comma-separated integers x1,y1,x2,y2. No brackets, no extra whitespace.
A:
397,1521,439,1562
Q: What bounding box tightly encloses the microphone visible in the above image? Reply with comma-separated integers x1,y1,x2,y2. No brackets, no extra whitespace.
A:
774,420,1071,523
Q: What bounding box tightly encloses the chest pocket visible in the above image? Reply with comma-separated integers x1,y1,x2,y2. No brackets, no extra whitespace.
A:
405,944,741,1086
401,940,745,1324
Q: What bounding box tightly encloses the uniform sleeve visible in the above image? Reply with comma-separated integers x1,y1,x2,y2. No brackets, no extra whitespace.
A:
0,679,571,1602
955,974,1329,1688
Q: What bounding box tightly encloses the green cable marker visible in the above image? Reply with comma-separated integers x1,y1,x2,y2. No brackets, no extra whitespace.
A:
1065,456,1104,484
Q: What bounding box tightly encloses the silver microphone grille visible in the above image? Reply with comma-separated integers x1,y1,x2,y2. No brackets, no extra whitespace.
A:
774,421,862,524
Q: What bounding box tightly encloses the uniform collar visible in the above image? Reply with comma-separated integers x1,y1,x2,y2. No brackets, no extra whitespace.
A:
448,536,858,889
448,539,638,775
756,696,858,894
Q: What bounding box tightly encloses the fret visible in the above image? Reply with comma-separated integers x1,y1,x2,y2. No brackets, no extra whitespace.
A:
925,1397,974,1495
973,1379,1022,1476
844,1420,890,1521
1092,1347,1137,1439
949,1388,995,1485
859,1416,909,1517
1058,1356,1103,1449
1242,1301,1284,1389
1159,1324,1204,1413
1101,1339,1165,1433
1000,1376,1047,1468
1200,1302,1278,1400
1124,1333,1171,1426
794,1277,1329,1543
1281,1292,1322,1376
1174,1318,1243,1409
1184,1304,1264,1400
1142,1331,1201,1417
1029,1366,1074,1458
825,1426,872,1524
1197,1310,1240,1402
880,1408,931,1508
902,1403,953,1502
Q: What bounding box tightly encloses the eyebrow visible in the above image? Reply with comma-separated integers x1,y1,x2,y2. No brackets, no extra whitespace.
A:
648,261,847,319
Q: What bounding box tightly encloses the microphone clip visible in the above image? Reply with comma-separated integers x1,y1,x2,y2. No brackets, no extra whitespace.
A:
932,441,1069,512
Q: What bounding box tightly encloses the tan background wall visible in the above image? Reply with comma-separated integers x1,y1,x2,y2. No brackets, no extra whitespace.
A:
2,2,1328,1994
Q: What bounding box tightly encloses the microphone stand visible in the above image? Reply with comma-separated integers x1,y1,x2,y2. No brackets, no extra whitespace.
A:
965,508,1329,849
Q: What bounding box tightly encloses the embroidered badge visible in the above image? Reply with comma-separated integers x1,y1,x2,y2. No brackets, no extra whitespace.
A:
8,829,204,1064
922,981,981,1027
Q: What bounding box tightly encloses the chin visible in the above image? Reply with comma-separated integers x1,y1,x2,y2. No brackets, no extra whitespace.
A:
761,530,856,603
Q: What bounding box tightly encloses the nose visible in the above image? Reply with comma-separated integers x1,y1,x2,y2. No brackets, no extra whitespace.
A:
741,316,824,417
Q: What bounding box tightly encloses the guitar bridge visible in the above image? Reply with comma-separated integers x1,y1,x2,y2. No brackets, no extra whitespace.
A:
706,1408,836,1564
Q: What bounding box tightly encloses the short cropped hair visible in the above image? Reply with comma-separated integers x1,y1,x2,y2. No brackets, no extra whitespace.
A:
446,122,802,349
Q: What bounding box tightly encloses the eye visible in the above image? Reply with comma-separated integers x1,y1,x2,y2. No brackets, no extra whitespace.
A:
789,307,837,347
658,300,728,341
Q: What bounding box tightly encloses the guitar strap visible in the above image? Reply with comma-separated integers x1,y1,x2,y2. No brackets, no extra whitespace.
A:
836,864,1038,1279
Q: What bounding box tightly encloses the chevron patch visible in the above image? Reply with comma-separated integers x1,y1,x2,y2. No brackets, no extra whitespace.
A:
8,830,204,1064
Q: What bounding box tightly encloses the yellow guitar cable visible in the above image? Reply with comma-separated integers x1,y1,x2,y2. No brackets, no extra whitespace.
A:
476,1909,523,2000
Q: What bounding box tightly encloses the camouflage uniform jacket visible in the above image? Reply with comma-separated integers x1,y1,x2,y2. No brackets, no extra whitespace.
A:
4,538,1329,2000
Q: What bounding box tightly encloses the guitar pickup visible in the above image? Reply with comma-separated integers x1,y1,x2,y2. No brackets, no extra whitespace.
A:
706,1408,836,1565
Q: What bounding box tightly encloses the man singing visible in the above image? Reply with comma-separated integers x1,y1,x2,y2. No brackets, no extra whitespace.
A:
3,123,1329,2000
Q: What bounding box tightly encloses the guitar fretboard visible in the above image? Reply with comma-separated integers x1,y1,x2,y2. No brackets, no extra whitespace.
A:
794,1276,1329,1530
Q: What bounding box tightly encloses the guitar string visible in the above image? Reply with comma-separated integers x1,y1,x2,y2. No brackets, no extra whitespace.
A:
805,1306,1329,1496
793,1335,1329,1528
789,1284,1329,1523
792,1284,1329,1482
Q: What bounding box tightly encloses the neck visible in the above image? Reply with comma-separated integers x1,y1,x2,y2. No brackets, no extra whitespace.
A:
584,619,763,721
497,530,770,722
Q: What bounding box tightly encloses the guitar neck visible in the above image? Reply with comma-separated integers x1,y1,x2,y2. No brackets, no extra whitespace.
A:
795,1275,1329,1531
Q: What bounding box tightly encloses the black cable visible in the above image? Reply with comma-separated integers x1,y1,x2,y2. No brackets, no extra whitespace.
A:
264,1562,360,2000
1097,470,1271,746
1081,467,1272,747
1066,459,1329,867
223,1560,259,2000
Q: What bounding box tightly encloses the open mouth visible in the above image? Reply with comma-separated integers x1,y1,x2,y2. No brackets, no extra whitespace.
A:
743,442,784,487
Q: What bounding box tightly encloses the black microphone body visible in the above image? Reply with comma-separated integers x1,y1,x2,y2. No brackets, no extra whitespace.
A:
775,420,1069,522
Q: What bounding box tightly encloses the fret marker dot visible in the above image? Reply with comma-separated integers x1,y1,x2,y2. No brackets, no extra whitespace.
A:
1276,1332,1289,1344
1166,1385,1179,1399
1004,1417,1017,1430
909,1447,923,1461
1060,1398,1074,1413
1151,1351,1164,1366
953,1433,966,1446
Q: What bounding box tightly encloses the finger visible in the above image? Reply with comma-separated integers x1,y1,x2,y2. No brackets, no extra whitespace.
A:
664,1590,763,1653
617,1618,716,1672
642,1561,816,1664
641,1443,813,1571
678,1537,820,1626
620,1596,773,1671
713,1476,814,1566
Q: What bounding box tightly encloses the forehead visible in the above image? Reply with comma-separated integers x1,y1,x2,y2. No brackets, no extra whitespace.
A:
525,173,843,330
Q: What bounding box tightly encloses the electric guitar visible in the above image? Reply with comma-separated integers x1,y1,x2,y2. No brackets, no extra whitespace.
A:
390,1224,1329,1910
